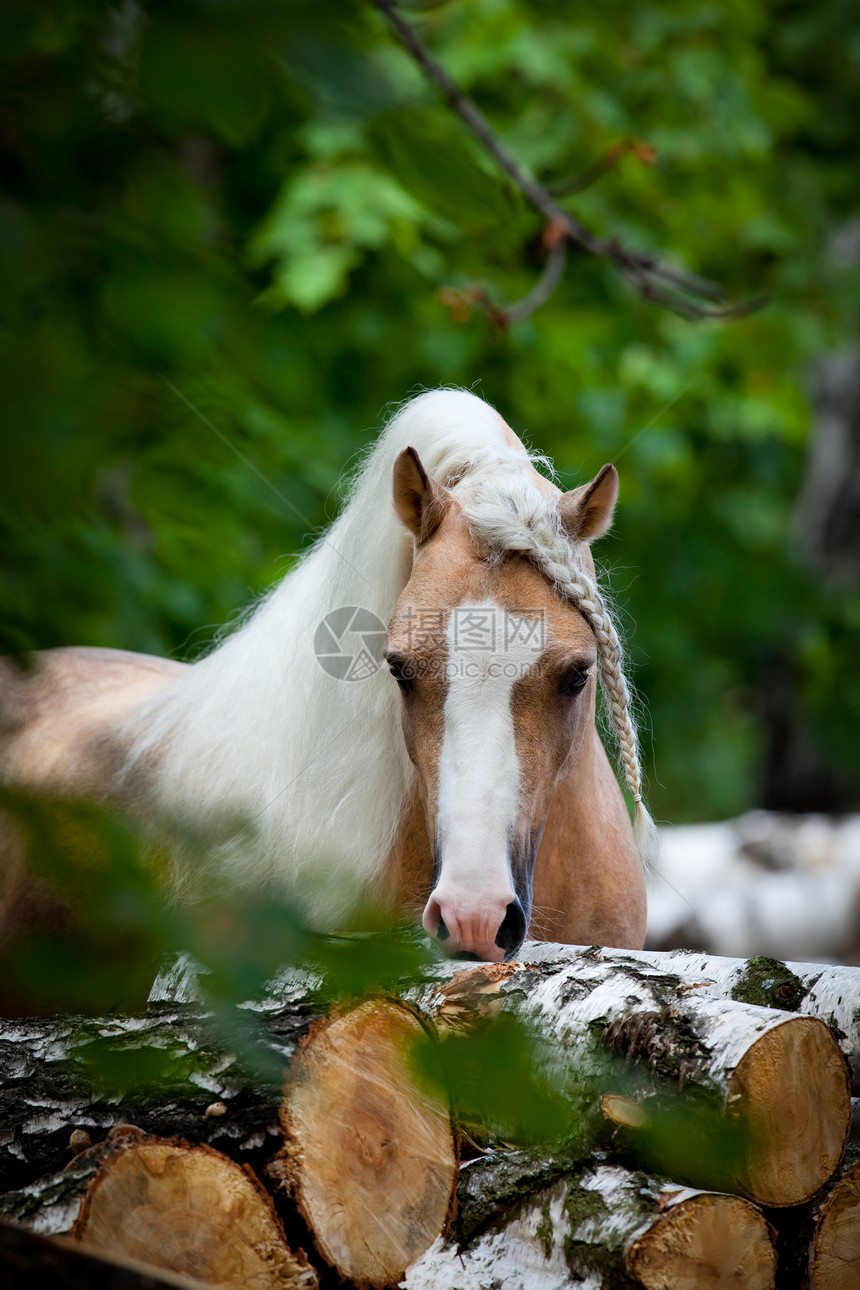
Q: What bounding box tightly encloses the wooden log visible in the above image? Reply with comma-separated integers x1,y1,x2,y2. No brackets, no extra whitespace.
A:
3,948,853,1207
144,946,860,1103
269,999,458,1288
0,987,457,1286
768,1136,860,1290
809,1140,860,1290
520,943,860,1094
1,1128,318,1289
74,1134,317,1289
0,979,325,1192
424,955,851,1207
645,814,860,962
0,1217,213,1290
404,1150,777,1290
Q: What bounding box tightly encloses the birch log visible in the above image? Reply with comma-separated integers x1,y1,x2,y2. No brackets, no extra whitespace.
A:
520,943,860,1093
3,950,852,1206
0,1128,318,1289
768,1138,860,1290
404,1151,777,1290
269,999,457,1289
0,974,324,1192
0,990,456,1286
424,956,851,1206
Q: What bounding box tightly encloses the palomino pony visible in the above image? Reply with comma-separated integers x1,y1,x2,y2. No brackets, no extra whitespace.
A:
0,389,650,961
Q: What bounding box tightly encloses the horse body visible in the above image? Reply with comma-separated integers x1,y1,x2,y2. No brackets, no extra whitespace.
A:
0,390,647,956
0,649,185,800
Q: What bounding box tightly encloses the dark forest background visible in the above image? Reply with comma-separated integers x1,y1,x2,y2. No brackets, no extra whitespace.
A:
2,0,859,827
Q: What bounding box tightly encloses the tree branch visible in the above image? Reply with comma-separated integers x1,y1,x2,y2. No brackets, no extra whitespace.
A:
438,233,568,330
370,0,762,322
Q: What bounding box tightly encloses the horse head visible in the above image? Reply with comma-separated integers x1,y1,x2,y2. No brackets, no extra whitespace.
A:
386,444,622,962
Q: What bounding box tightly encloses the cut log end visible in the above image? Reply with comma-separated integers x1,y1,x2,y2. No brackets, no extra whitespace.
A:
628,1192,776,1290
728,1016,851,1206
812,1157,860,1290
601,1092,649,1131
72,1139,317,1290
278,999,457,1287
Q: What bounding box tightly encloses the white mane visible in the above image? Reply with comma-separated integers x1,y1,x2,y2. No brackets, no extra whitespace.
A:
122,389,556,922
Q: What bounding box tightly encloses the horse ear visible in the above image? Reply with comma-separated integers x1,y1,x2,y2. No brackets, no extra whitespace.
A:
558,463,619,543
392,447,449,542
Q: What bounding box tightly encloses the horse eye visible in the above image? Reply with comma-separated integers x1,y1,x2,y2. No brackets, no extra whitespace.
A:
388,660,415,694
559,670,588,698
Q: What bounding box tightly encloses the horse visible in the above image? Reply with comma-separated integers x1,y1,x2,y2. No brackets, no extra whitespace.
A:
0,388,650,962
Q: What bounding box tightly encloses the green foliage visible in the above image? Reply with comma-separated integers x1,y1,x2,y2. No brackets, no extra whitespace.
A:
1,786,440,1018
1,0,859,830
0,788,187,1013
412,1009,577,1145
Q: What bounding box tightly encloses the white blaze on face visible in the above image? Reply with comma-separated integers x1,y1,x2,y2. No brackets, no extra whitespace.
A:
425,598,544,957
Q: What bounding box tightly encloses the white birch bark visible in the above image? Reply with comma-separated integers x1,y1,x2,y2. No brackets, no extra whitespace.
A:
519,943,860,1093
404,1155,776,1290
646,813,860,962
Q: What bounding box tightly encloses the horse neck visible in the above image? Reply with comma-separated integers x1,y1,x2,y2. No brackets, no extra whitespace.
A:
379,779,433,917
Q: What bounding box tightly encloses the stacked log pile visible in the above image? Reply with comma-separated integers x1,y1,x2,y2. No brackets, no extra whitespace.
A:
647,811,860,962
1,945,859,1289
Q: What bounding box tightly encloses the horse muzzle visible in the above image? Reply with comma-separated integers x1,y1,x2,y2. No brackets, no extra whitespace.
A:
422,889,528,963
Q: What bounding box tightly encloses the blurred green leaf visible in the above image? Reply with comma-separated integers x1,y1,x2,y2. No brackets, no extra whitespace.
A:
368,105,521,229
139,17,274,146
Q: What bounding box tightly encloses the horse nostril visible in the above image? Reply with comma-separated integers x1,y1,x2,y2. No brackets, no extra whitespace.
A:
452,950,483,961
436,918,450,942
495,900,526,956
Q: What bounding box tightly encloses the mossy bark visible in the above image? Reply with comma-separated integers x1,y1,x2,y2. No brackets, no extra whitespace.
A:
404,1150,777,1290
520,945,860,1093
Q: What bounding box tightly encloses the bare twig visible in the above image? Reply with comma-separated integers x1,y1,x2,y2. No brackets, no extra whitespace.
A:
370,0,762,322
506,232,568,323
549,145,627,198
439,233,568,329
549,138,655,198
